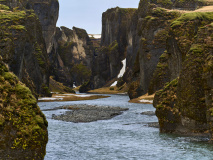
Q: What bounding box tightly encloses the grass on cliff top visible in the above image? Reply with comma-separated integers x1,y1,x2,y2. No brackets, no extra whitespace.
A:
171,12,213,27
0,9,26,22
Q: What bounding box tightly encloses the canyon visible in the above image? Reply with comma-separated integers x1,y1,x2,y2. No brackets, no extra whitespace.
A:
0,0,213,159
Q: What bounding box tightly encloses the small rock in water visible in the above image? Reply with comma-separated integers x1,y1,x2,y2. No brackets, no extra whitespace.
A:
147,122,159,128
141,111,155,116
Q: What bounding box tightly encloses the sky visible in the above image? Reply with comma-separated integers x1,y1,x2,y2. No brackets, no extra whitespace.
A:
57,0,140,34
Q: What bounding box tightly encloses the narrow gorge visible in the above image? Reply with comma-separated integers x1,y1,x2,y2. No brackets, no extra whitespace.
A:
0,0,213,159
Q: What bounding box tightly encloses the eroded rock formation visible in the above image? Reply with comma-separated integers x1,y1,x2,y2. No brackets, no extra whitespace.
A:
96,0,213,140
54,26,94,86
92,7,136,89
0,56,48,159
0,4,50,96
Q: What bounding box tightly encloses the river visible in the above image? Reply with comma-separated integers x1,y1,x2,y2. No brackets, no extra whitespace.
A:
38,94,213,160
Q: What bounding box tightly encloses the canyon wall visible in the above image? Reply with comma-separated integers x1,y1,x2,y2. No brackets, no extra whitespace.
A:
97,0,213,140
0,55,48,159
54,26,94,86
153,11,213,139
0,3,50,96
0,0,59,96
92,7,136,89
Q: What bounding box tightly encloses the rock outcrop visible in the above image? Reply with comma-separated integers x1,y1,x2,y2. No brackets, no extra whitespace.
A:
126,0,212,98
0,0,59,96
54,26,94,86
0,56,48,159
97,0,213,140
0,4,50,96
151,7,213,140
92,7,136,89
0,0,59,60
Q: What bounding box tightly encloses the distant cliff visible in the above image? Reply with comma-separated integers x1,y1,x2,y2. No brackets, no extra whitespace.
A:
51,26,94,87
91,7,136,89
95,0,213,140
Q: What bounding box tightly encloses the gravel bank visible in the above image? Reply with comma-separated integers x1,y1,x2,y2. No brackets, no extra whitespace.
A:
51,104,129,123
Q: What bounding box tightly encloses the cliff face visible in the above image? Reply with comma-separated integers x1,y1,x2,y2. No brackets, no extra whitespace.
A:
53,26,93,86
126,0,212,98
0,56,48,159
0,0,59,96
137,7,180,95
0,4,50,96
29,0,59,55
92,7,136,89
127,1,181,98
0,0,59,54
98,0,213,140
153,11,213,139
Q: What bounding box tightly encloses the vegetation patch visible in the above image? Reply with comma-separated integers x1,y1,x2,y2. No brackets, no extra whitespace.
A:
171,12,213,28
49,77,75,94
0,57,48,159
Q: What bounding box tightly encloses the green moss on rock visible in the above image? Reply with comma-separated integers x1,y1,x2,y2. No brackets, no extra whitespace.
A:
0,57,48,159
171,12,213,28
154,78,180,133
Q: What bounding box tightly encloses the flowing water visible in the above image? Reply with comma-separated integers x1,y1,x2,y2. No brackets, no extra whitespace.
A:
38,94,213,160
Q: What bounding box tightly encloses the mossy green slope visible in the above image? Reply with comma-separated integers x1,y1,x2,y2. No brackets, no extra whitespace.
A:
0,56,48,159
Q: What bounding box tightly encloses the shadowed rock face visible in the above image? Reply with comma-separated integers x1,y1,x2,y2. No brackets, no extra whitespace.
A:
0,0,59,96
0,4,50,96
91,7,137,89
0,0,59,54
30,0,59,55
0,57,48,159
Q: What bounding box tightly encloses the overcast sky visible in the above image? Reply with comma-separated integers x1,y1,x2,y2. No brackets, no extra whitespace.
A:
57,0,139,34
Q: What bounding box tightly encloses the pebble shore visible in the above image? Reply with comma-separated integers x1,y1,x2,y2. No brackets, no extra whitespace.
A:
51,104,129,123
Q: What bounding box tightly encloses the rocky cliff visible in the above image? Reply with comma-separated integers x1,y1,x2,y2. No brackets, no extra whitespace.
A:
0,0,59,55
0,0,59,96
0,4,50,96
54,26,93,86
92,7,136,89
127,0,212,98
97,0,213,140
153,12,213,139
0,56,48,159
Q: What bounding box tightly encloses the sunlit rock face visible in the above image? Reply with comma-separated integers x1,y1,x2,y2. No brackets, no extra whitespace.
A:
53,26,94,86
